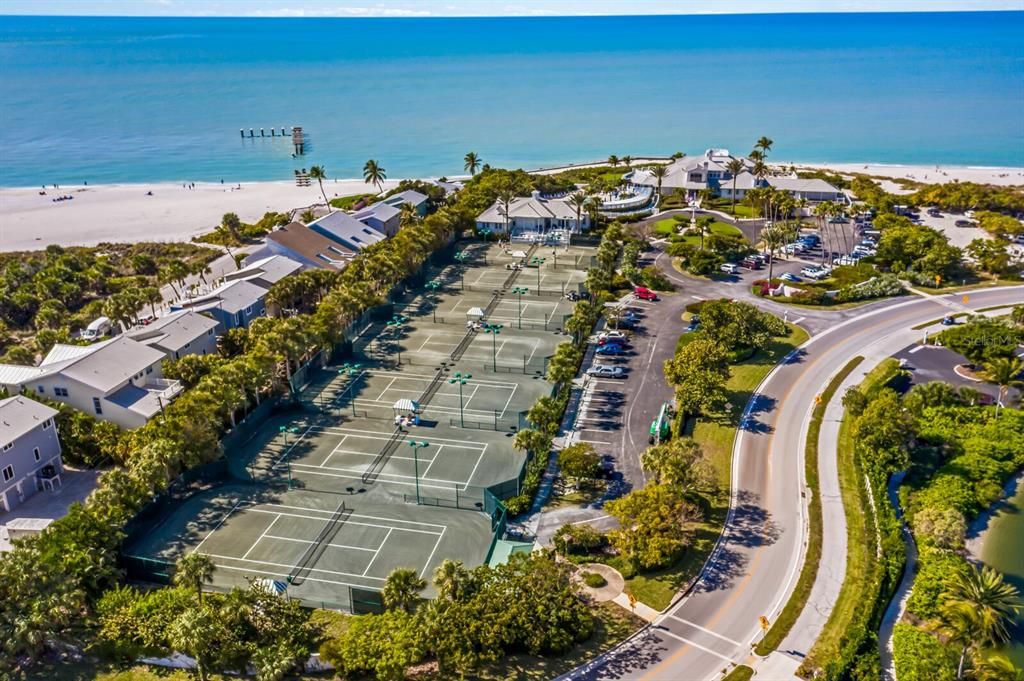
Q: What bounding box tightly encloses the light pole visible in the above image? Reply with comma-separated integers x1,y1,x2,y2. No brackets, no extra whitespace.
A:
338,362,361,416
455,250,469,290
530,256,546,291
407,440,429,504
448,371,472,427
482,322,503,371
511,286,528,329
426,279,441,322
386,314,407,366
479,229,491,263
279,424,299,486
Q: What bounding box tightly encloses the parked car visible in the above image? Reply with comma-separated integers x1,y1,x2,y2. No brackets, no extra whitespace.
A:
82,316,112,340
927,209,943,217
137,312,156,326
941,315,958,326
835,256,858,266
780,272,802,283
688,314,700,329
595,344,625,356
586,364,625,378
741,257,762,269
634,286,658,301
800,266,824,277
599,330,628,341
954,220,975,228
505,262,523,270
720,263,740,274
965,210,976,219
783,243,806,254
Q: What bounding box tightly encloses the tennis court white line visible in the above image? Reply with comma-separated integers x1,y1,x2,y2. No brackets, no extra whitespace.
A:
263,534,379,553
243,514,281,559
212,562,385,589
361,528,393,576
420,444,443,479
421,526,447,578
351,400,508,418
288,463,471,491
199,552,388,582
246,506,446,535
257,502,448,531
363,371,519,389
308,425,488,448
194,499,245,553
270,424,317,467
499,383,518,417
374,376,400,402
297,432,484,451
326,451,438,465
417,333,435,352
462,443,488,488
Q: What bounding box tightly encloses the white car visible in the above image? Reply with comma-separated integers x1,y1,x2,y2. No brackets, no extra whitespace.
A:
720,263,740,274
599,330,628,342
800,266,823,277
586,365,625,378
782,243,806,254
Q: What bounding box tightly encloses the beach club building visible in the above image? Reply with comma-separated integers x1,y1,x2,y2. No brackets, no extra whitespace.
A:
476,190,590,238
0,338,182,430
629,148,843,203
0,396,62,513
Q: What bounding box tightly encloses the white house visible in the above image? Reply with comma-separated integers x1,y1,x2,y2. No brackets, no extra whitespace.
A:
307,211,388,251
0,396,61,513
476,190,590,238
0,338,181,430
126,310,220,361
765,177,846,202
223,255,304,289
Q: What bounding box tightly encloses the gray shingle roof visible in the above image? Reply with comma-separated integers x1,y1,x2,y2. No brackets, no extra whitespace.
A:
309,211,386,249
0,396,58,446
225,255,303,288
59,336,167,393
127,310,219,354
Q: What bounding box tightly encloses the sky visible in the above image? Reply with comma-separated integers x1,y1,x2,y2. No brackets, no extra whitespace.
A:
3,0,1021,17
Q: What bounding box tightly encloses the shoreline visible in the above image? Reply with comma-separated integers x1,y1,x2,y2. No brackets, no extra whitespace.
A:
965,469,1024,563
2,161,1023,253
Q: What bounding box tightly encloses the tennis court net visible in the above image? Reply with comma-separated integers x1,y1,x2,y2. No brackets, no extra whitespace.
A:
361,427,405,484
288,500,350,586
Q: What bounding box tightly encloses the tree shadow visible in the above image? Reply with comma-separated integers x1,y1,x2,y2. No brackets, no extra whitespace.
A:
695,489,781,592
738,393,777,434
569,627,672,679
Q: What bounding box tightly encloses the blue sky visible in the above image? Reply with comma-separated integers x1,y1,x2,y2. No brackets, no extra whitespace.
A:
3,0,1021,17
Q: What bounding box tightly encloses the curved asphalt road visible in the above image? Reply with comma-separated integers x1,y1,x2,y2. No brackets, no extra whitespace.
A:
561,284,1024,681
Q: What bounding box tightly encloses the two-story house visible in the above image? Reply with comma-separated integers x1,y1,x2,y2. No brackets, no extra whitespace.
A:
0,396,62,513
247,223,355,271
307,211,388,251
169,279,269,331
0,337,182,429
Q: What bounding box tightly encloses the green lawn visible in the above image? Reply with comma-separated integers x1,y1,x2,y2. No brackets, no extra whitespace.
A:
329,192,376,210
707,198,757,218
621,324,810,611
655,218,743,246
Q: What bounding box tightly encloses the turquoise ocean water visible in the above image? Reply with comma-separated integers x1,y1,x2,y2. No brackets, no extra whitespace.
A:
0,12,1022,187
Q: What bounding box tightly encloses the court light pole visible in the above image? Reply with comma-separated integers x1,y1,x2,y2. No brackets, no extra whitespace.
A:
455,250,469,291
339,362,361,416
407,440,429,504
479,229,491,263
386,315,407,366
530,256,546,291
482,322,503,372
279,425,299,487
426,279,442,323
448,371,472,427
511,286,528,329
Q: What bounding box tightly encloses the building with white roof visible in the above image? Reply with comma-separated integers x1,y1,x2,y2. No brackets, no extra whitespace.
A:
629,148,843,203
223,255,303,289
382,189,430,217
0,396,61,513
476,190,590,237
0,337,181,429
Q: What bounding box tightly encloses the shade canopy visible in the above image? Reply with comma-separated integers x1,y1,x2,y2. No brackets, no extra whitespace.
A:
393,398,420,413
466,307,486,317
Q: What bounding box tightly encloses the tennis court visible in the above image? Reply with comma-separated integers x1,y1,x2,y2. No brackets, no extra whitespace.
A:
125,485,492,608
348,369,521,418
273,424,492,493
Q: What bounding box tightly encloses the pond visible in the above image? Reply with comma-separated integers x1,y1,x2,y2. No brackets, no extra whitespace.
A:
979,475,1024,666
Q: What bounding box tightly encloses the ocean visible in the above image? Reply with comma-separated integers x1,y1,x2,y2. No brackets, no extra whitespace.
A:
0,11,1022,187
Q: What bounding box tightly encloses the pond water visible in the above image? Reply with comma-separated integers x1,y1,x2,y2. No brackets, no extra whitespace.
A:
980,477,1024,665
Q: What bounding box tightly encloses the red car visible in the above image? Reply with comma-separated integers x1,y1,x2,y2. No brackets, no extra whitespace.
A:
634,287,658,301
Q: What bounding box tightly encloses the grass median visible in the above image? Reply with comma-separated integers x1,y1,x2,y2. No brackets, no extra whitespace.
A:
754,356,864,656
799,358,900,675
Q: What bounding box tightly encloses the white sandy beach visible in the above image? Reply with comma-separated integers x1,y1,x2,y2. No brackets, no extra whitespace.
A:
1,162,1022,252
0,178,399,252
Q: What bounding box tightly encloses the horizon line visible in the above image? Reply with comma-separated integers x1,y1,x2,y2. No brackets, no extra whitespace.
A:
2,8,1022,19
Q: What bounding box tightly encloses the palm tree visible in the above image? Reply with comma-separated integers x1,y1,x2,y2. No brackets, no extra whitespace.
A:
761,225,787,281
363,159,386,194
497,185,517,235
464,151,481,176
607,154,620,168
141,286,162,318
382,567,426,612
725,158,746,216
308,165,330,210
755,136,774,160
399,202,420,227
697,186,715,207
433,559,472,602
568,191,587,233
980,356,1024,409
748,148,764,164
174,552,215,605
622,155,633,169
299,208,316,224
650,165,668,198
974,653,1024,681
942,564,1022,679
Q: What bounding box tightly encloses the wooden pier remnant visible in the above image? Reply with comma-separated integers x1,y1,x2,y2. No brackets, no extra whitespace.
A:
292,126,305,155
